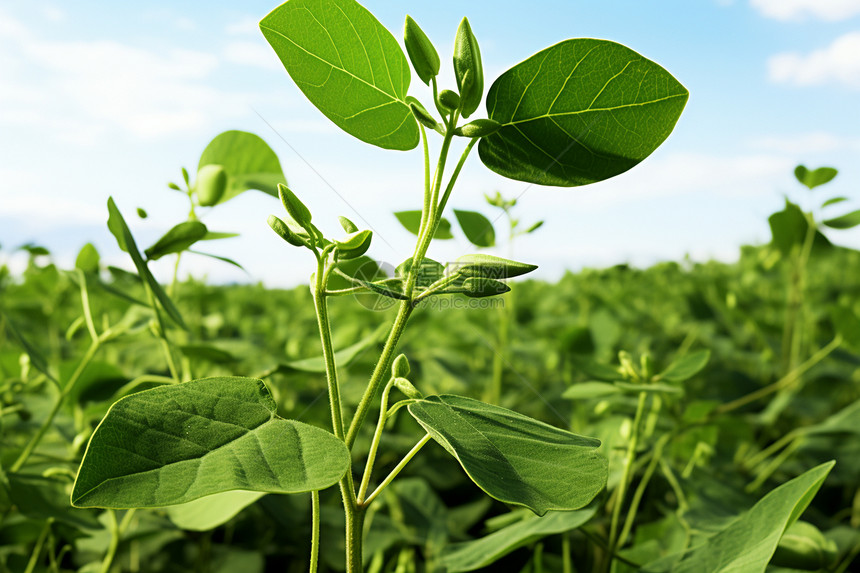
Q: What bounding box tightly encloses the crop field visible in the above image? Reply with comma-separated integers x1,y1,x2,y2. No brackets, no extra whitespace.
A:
2,1,860,572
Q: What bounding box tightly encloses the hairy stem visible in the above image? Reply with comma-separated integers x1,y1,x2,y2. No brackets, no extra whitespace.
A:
310,491,320,573
361,434,432,507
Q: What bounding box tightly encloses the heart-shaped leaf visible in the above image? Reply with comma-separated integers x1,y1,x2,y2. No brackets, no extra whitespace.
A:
197,131,287,204
479,39,688,187
71,377,349,508
145,221,208,261
642,461,834,572
395,210,454,239
441,502,599,572
794,165,837,190
407,395,607,515
260,0,418,151
454,210,495,248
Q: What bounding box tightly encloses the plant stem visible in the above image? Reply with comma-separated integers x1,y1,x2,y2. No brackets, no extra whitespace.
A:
25,519,52,573
714,335,841,415
310,491,320,573
143,283,181,382
617,435,668,549
362,434,432,507
312,263,345,441
100,510,120,573
606,391,648,572
357,378,395,503
345,505,366,573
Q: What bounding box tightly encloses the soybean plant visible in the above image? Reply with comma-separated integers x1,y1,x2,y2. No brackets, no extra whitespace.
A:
72,1,689,571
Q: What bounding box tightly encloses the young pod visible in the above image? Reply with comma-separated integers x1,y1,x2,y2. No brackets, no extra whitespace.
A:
404,16,439,86
453,17,483,118
392,353,410,378
454,119,501,138
278,183,312,228
195,164,228,207
437,89,460,113
268,215,305,247
406,97,438,130
393,377,423,400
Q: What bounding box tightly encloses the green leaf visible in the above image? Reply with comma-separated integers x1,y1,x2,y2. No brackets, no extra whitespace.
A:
768,200,831,257
407,395,607,515
179,344,238,364
771,521,838,570
441,503,598,572
278,184,312,228
394,210,454,239
335,230,373,259
642,461,834,573
821,196,848,208
453,210,495,247
479,39,688,187
274,326,384,373
614,381,683,395
339,216,358,233
268,215,305,247
71,377,350,508
75,243,100,274
0,310,56,384
197,131,287,204
396,257,445,287
453,18,483,118
201,231,240,241
165,490,265,532
447,254,537,279
562,382,622,400
460,277,510,298
656,350,710,383
107,198,187,330
823,209,860,230
260,0,418,151
144,221,208,261
404,15,439,86
794,165,837,190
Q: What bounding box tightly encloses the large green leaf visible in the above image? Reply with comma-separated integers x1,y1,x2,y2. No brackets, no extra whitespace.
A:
768,200,831,257
197,131,287,204
71,377,349,508
165,490,265,531
441,503,598,572
642,461,834,573
106,198,187,330
407,395,607,515
479,39,688,186
260,0,418,151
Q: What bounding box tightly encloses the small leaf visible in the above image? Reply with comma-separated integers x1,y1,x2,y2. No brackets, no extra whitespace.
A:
794,165,837,190
441,503,599,572
404,15,439,85
75,243,100,274
406,96,438,130
165,490,264,532
106,199,187,330
392,354,410,378
655,350,710,383
821,196,848,208
407,395,607,515
197,131,287,204
136,208,148,219
562,382,622,400
394,211,454,239
260,0,418,150
447,254,537,279
642,462,834,573
195,165,228,207
453,18,483,118
479,39,688,187
71,377,350,508
438,89,460,112
268,215,305,247
336,230,373,259
144,221,208,261
453,210,496,247
459,277,510,298
525,221,544,234
339,216,358,234
823,209,860,230
278,184,312,228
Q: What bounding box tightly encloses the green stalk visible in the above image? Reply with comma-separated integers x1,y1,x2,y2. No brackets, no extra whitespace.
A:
357,378,396,503
99,510,120,573
312,259,345,440
361,434,432,507
24,519,52,573
310,491,320,573
617,435,668,549
606,391,648,572
143,282,181,382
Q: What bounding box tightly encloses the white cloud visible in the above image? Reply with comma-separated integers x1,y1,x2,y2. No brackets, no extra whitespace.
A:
749,132,860,154
0,8,251,141
226,16,260,36
223,41,281,71
751,0,860,21
769,32,860,89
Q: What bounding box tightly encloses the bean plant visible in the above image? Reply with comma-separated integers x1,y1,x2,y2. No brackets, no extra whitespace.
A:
1,1,850,572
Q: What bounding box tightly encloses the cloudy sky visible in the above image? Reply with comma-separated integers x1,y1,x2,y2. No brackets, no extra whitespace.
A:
2,0,860,287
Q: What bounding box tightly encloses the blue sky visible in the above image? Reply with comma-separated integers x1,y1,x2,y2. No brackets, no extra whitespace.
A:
2,0,860,287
